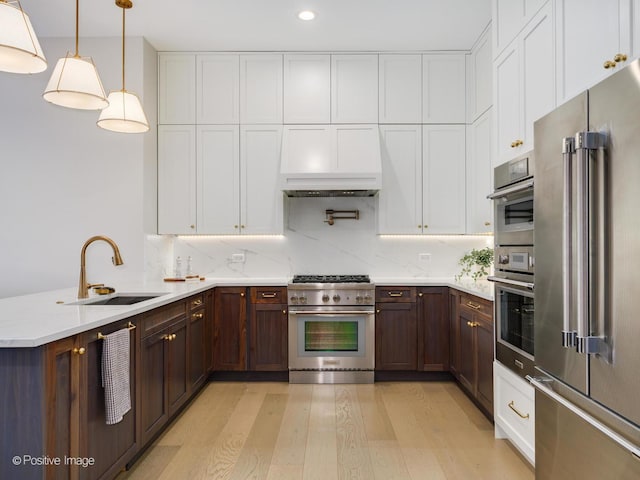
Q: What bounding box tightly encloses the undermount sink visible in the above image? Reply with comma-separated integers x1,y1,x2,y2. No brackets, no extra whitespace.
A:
69,293,167,306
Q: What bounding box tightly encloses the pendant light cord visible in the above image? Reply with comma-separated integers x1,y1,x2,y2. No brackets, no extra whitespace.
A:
74,0,79,57
121,5,126,91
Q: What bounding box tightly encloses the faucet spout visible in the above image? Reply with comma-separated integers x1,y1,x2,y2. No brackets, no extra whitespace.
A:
78,235,124,299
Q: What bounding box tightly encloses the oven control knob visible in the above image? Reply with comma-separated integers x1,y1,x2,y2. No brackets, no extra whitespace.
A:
299,296,307,305
364,295,372,303
355,295,363,304
290,295,298,304
333,294,341,302
499,254,510,265
322,294,330,303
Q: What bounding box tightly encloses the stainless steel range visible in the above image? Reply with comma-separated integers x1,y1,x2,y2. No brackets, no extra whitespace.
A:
288,275,375,384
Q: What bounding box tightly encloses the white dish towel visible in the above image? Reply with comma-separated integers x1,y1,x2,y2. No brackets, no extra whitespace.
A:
101,328,132,425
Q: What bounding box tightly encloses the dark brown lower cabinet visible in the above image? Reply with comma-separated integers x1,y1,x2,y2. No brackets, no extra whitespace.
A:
417,287,450,371
213,287,247,371
454,293,494,417
249,304,288,371
188,295,208,390
375,288,418,370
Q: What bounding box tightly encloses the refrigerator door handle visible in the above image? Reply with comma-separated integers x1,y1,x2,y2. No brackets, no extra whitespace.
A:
562,137,577,348
528,375,640,459
574,131,605,355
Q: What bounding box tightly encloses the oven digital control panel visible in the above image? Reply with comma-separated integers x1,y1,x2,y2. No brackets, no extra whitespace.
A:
496,246,534,274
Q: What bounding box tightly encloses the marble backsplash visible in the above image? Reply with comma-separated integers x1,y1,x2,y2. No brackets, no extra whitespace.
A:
146,197,493,281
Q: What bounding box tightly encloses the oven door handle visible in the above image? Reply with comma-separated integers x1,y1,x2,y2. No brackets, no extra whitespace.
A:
487,276,534,291
289,310,374,315
486,179,534,200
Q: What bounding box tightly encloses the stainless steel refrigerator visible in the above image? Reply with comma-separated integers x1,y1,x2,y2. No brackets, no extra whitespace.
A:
532,59,640,478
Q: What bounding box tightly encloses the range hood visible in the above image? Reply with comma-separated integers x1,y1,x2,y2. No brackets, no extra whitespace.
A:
280,125,382,197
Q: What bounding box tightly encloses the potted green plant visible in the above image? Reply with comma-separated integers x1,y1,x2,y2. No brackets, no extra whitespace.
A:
455,247,494,281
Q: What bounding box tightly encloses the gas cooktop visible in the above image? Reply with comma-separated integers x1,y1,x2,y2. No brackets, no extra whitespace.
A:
292,274,371,284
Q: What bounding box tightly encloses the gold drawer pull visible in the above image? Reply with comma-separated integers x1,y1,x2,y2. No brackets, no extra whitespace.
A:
191,299,203,307
614,53,627,63
388,292,404,297
165,333,177,341
466,301,482,310
192,312,204,320
261,292,277,298
73,347,86,355
466,321,479,328
603,60,617,69
508,401,530,419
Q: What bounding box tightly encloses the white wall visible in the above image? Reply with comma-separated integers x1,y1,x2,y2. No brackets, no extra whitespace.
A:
171,197,492,280
0,37,157,298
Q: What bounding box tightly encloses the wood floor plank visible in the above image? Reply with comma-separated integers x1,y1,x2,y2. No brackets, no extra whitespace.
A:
335,385,374,479
270,384,313,467
117,382,534,480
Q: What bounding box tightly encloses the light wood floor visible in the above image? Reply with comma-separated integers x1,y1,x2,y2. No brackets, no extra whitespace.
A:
118,381,534,480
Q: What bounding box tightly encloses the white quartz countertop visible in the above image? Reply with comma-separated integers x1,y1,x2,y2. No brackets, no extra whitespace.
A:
0,276,492,348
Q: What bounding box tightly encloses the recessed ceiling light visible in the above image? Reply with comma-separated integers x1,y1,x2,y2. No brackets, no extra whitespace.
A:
298,10,316,21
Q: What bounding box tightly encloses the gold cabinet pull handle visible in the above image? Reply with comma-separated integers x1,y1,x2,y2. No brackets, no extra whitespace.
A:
240,292,245,297
190,224,195,229
261,292,277,298
165,333,177,341
614,53,627,63
376,309,380,314
508,401,530,419
282,309,287,314
388,291,404,297
192,312,204,320
603,60,617,69
466,301,482,310
484,221,491,226
73,347,86,355
418,292,423,297
191,299,203,307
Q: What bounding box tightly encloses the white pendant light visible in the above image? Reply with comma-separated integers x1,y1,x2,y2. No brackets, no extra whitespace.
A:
98,0,148,133
43,0,108,110
0,0,47,74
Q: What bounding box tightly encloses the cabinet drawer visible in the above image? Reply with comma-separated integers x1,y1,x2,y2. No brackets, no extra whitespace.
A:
143,301,187,337
494,361,535,464
459,294,492,316
188,294,205,311
376,287,416,303
250,287,287,304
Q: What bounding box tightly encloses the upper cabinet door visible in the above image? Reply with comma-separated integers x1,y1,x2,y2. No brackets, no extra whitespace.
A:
466,109,493,234
158,125,197,234
378,125,423,234
331,54,378,123
240,55,283,124
158,54,196,124
492,0,546,58
422,55,466,124
241,126,284,235
283,54,331,123
467,29,493,123
197,125,240,234
196,54,239,124
422,125,466,234
555,0,632,104
379,54,422,124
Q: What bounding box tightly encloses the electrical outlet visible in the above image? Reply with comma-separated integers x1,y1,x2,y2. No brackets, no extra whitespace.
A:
231,253,245,263
418,253,432,263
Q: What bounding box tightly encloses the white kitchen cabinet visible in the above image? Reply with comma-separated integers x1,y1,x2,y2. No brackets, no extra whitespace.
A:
555,0,634,104
466,109,493,234
378,125,422,234
283,54,331,124
280,125,332,174
197,125,240,234
239,54,283,124
158,125,196,234
158,54,196,124
196,54,239,124
494,1,555,164
378,54,422,124
492,0,547,58
422,125,466,234
467,27,493,123
330,54,378,124
422,54,466,124
494,361,535,465
241,126,284,234
377,125,466,235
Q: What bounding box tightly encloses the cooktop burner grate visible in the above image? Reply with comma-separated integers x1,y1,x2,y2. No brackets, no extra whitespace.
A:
292,274,371,284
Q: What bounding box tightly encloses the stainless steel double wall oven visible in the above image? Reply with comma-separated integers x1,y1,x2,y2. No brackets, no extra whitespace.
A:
488,152,535,379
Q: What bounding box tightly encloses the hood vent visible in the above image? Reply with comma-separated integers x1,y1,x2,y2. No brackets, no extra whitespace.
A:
280,125,382,197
